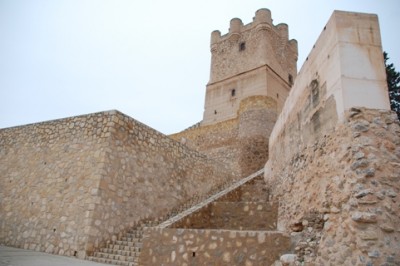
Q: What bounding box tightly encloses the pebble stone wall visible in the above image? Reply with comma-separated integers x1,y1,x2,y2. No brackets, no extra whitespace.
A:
266,108,400,265
0,110,236,258
0,111,110,258
139,228,290,266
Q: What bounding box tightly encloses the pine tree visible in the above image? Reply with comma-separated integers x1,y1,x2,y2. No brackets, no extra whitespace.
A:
384,52,400,120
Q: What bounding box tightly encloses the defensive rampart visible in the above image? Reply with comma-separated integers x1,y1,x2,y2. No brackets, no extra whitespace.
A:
0,110,236,258
265,11,400,264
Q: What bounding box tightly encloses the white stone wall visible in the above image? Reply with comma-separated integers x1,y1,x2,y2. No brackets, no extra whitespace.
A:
268,11,390,152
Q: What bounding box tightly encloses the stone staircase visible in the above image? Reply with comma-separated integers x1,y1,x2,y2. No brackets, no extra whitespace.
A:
87,228,143,266
87,169,285,265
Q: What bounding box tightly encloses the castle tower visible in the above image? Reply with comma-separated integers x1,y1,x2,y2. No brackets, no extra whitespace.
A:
202,8,298,126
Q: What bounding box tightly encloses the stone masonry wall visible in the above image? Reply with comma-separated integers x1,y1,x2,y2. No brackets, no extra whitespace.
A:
170,118,240,175
171,95,277,177
169,201,277,231
0,110,236,258
0,112,110,258
170,175,276,231
266,108,400,265
238,96,277,176
88,111,236,254
209,8,297,86
264,11,397,264
139,228,290,266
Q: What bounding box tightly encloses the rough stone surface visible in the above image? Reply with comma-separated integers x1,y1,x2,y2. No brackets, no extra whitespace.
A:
169,176,276,231
280,254,297,265
139,228,290,266
171,95,277,177
1,8,398,266
0,110,236,257
203,8,297,125
266,108,400,265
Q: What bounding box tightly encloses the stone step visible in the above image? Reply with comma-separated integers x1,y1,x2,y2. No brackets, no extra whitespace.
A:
87,256,137,266
125,232,143,238
88,170,266,265
113,240,142,248
120,236,141,243
107,244,141,253
93,252,138,263
100,248,140,257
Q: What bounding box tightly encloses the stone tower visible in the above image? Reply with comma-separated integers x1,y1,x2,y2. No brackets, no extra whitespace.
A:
202,8,298,126
171,9,299,176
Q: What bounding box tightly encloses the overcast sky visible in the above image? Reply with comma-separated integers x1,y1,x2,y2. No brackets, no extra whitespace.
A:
1,0,399,134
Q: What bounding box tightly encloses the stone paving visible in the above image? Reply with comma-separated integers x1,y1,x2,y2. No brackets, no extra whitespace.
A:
0,246,108,266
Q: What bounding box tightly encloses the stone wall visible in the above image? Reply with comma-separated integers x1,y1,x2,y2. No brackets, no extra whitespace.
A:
268,11,390,160
169,201,277,231
0,110,236,258
0,111,108,258
88,111,236,254
139,228,290,266
170,176,275,231
267,109,400,264
171,95,277,177
170,117,240,175
264,11,399,265
238,96,277,176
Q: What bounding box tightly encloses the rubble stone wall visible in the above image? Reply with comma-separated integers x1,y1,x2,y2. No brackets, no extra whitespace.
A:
267,109,400,264
171,95,277,177
0,110,235,258
139,228,290,266
0,111,110,258
89,111,236,254
169,201,277,231
170,117,240,175
264,11,398,265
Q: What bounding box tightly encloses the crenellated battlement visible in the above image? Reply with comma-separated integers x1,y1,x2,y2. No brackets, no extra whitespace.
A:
210,9,291,46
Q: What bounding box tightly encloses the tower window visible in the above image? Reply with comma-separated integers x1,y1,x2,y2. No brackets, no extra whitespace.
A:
239,42,246,51
231,89,236,97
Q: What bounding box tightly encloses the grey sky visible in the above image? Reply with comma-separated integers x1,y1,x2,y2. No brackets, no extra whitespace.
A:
1,0,399,134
